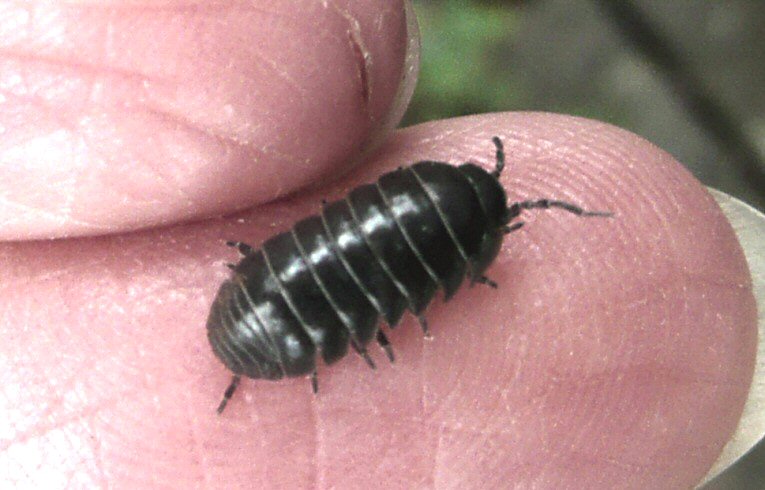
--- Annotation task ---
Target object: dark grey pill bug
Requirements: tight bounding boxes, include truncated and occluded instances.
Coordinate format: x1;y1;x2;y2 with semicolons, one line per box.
207;137;612;413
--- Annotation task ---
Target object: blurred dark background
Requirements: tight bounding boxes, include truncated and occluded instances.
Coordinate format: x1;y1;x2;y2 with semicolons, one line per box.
403;0;765;488
403;0;765;213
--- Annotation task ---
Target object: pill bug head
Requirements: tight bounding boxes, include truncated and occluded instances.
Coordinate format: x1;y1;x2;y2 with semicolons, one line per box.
457;163;511;226
458;165;508;276
457;138;512;277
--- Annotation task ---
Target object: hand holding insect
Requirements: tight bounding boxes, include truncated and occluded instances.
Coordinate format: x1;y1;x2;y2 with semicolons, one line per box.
1;113;754;488
0;2;756;488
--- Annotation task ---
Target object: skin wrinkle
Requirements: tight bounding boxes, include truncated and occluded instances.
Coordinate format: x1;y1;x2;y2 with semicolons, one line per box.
0;239;175;290
102;8;115;71
417;278;740;434
10;367;91;445
547;376;657;459
418;328;426;438
86;412;109;489
431;428;657;487
248;48;308;98
0;195;109;231
0;87;114;231
82;5;108;118
324;0;372;112
131;102;291;208
1;395;121;454
185;394;212;490
312;395;322;490
545;149;609;196
542;451;650;486
0;85;78;132
137;103;251;151
345;14;372;108
77;125;193;226
0;49;167;94
431;424;445;489
60;1;281;16
534;362;723;406
597;164;673;246
1;76;172;231
576;453;651;475
137;101;302;178
124;118;200;208
98;417;163;489
529;122;591;163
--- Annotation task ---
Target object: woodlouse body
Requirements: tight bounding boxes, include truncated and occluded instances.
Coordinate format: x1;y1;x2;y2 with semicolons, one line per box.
207;138;610;413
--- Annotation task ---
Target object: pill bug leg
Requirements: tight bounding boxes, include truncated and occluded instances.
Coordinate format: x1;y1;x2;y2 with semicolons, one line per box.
508;199;613;219
490;136;505;178
225;240;255;256
216;374;241;414
503;222;524;234
310;371;318;394
352;340;376;369
475;276;498;288
376;329;395;362
465;259;499;289
418;315;432;338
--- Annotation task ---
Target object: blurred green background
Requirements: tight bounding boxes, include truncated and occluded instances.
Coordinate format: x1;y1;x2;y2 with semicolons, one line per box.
404;1;764;488
404;0;765;212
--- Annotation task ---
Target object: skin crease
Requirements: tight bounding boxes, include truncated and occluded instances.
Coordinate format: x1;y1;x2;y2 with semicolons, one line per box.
0;0;407;239
0;2;757;490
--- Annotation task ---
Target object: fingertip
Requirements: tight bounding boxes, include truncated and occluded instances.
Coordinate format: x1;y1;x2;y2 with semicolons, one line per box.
393;113;756;488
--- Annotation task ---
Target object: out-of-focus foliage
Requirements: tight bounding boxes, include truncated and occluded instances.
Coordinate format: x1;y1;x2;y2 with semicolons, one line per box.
404;0;633;129
403;0;765;211
403;1;524;126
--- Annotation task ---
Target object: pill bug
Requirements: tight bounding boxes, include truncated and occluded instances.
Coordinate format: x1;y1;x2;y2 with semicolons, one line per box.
207;137;611;413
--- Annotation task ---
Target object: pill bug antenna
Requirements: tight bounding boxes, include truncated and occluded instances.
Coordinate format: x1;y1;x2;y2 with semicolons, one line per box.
216;374;241;414
508;199;614;219
491;136;505;178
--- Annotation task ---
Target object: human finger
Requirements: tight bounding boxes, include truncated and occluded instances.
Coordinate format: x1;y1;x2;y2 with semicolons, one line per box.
0;112;755;488
0;0;414;240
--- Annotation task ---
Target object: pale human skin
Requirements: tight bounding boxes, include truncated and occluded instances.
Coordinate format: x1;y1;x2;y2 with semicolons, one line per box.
0;1;757;489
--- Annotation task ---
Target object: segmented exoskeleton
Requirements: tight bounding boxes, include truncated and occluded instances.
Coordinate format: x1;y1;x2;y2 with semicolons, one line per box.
206;137;611;413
